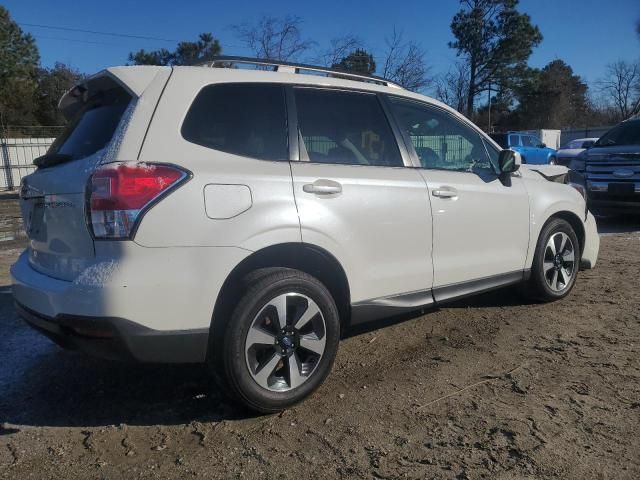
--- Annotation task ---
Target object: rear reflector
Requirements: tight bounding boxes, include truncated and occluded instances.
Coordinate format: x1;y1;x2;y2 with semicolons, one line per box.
88;163;188;239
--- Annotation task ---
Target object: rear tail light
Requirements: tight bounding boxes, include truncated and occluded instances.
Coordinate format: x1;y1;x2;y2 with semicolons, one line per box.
88;162;189;239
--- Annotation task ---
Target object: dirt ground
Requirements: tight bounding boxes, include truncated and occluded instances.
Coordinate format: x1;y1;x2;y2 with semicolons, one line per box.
1;195;639;479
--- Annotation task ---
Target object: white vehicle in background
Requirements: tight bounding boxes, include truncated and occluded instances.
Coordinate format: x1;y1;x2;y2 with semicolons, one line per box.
11;57;600;413
556;138;598;166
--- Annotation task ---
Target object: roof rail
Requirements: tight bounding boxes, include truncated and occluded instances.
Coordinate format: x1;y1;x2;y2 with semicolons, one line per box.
200;56;403;89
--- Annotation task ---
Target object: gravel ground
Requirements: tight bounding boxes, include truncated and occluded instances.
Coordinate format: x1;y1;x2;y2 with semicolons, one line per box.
0;196;639;479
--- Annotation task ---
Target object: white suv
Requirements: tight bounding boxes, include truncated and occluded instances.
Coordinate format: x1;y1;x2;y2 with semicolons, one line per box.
11;57;599;412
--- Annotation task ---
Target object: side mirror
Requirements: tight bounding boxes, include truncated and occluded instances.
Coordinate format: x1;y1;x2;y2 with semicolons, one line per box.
498;149;521;174
498;149;521;186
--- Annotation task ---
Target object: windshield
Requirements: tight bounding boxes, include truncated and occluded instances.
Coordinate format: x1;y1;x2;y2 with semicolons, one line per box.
46;87;131;163
595;121;640;147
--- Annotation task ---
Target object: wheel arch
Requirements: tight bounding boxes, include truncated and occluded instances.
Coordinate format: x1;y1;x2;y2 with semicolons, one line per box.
541;210;586;256
209;243;352;353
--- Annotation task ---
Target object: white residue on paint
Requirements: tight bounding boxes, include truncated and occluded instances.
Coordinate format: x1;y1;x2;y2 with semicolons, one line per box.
101;98;138;164
74;260;119;286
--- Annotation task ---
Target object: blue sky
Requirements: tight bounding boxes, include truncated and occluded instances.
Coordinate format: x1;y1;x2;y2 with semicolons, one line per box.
5;0;640;88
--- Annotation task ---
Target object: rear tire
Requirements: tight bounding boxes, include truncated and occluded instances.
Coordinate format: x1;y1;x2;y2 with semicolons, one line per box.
525;218;580;302
215;268;340;413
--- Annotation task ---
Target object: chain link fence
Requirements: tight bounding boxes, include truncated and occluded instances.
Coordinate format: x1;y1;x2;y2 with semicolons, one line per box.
1;126;64;191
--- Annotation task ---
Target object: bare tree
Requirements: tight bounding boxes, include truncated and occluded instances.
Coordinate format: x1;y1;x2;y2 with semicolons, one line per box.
435;62;470;112
315;34;364;67
597;60;640;121
232;15;314;61
381;29;431;91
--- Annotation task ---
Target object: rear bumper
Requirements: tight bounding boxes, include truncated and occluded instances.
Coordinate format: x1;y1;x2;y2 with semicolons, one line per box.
10;243;251;363
15;301;208;363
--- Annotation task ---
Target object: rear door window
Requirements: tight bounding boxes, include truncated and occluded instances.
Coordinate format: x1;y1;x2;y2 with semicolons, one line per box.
509;135;521;147
294;88;403;167
182;83;289;161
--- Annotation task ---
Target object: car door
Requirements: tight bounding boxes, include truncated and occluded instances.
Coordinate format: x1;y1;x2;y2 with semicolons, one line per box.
522;135;541;164
517;134;529;162
532;135;546;163
288;87;434;317
507;134;524;161
385;96;530;301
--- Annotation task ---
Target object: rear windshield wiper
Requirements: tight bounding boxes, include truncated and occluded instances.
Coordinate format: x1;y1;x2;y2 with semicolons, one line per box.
33;153;72;168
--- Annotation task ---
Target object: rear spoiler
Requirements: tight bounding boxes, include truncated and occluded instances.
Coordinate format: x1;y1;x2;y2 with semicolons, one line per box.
58;66;169;120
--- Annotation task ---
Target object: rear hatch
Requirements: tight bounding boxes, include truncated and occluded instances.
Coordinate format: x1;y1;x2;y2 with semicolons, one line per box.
20;74;135;281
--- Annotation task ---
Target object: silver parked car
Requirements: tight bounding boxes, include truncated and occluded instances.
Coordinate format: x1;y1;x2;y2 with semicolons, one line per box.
556;138;598;166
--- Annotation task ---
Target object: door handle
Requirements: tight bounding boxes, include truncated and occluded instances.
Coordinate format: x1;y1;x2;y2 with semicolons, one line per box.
432;186;458;198
303;179;343;195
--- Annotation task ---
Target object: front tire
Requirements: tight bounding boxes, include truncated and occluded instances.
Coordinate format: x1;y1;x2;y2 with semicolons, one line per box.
219;268;340;413
526;218;580;302
549;156;556;165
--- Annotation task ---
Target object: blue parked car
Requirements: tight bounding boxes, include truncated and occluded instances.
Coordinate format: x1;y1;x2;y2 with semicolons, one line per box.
490;132;557;165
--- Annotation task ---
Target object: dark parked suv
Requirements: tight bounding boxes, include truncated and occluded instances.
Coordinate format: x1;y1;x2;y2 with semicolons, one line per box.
570;119;640;214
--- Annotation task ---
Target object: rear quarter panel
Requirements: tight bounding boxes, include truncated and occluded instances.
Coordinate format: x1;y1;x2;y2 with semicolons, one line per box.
132;68;301;251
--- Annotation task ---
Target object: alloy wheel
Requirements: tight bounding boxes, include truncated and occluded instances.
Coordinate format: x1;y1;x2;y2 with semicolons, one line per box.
244;293;326;392
543;232;576;292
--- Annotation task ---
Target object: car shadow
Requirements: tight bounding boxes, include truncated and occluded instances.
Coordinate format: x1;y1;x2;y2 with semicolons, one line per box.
0;284;251;429
0;281;541;429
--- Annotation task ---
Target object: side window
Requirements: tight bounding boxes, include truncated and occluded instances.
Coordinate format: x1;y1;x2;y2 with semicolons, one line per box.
521;135;534;147
294;88;403;167
388;96;494;172
509;135;520;147
181;83;288;161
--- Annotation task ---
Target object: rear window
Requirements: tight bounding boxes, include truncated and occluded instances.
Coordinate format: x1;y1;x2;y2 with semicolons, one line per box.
181;83;288;161
48;87;132;161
